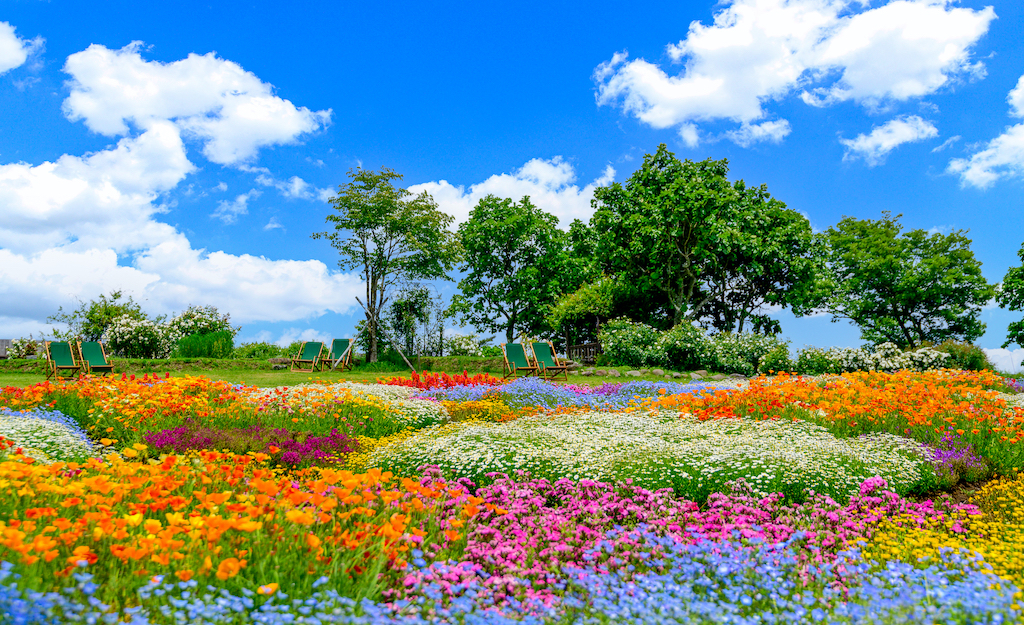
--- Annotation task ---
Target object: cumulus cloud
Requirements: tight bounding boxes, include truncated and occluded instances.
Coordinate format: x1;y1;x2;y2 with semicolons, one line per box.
984;347;1024;374
271;328;333;348
949;75;1024;188
0;22;42;75
211;189;259;224
410;158;615;228
0;121;192;255
595;0;995;146
840;115;939;166
0;38;363;331
62;42;331;165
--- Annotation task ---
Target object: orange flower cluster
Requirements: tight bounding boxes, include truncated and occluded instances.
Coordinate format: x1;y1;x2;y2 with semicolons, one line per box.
0;448;478;599
640;371;1024;460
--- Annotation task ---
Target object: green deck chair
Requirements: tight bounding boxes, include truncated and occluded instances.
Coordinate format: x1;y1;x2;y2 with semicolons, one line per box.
44;341;81;381
328;338;354;372
78;341;115;375
531;341;569;381
291;341;325;373
501;343;539;379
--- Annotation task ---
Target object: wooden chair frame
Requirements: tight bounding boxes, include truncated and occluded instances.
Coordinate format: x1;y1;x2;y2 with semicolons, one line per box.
531;340;569;381
77;341;115;376
290;341;326;373
44;341;82;381
500;343;540;379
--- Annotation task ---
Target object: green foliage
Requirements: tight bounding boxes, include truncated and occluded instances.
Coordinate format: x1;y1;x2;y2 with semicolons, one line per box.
174;331;234;359
450;195;577;343
47;290;146;342
597;317;787;374
794;347;843;376
385;286;435;355
820;212;994;349
997;242;1024;348
232;342;291;360
314;167;462;362
547;276;624;345
590;144;821;333
759;346;794;374
931;340;994;371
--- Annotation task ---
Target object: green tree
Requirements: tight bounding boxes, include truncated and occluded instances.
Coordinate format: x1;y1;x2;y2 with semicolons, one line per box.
821;212;994;349
592;144;817;330
386;286;433;355
996;242;1024;348
449;195;574;343
314;167;461;362
547;276;624;346
47;290;147;341
697;180;823;335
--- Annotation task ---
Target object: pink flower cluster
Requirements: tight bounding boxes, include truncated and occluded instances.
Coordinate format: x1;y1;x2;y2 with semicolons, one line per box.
395;468;978;610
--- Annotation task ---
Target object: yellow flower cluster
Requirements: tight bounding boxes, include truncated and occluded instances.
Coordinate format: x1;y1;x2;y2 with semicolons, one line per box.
440;399;514;423
860;473;1024;589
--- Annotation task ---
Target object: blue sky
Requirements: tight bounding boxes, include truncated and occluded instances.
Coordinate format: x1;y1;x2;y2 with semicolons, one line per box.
2;0;1024;370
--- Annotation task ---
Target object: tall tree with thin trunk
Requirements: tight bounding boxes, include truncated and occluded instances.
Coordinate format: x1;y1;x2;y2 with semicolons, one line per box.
313;168;461;362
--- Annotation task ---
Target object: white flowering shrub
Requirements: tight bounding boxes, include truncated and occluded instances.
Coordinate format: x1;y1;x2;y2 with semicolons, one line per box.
598;318;666;368
709;333;788;377
167;305;239;338
102;315;179;358
795;342;950;374
443;335;484;357
599;318;787;374
9;337;40;359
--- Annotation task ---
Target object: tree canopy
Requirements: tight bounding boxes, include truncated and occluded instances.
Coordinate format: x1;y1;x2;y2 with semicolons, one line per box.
449;195;582;343
48;290;146;341
820;212;993;349
314;167;461;361
590;144;820;333
997;242;1024;348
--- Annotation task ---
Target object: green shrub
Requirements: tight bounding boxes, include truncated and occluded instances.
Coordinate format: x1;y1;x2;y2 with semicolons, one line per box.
759;345;794;374
232;341;290;360
795;347;842;375
710;333;788;377
598;318;666;368
932;340;994;371
658;323;711;371
174;331;234;359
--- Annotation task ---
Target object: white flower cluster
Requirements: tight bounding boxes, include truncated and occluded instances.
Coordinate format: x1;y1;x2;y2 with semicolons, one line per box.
9;337;40;359
796;342;950;374
240;382;447;428
0;411;99;463
366;409;934;500
167;305;239;338
599;318;787;374
101;315;181;359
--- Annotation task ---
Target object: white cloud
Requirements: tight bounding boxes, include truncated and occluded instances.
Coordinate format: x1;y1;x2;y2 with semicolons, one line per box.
410;157;615;228
0;22;42;75
984;348;1024;374
725;120;792;147
950;75;1024;188
0;43;364;331
256;173;330;201
840;115;939;166
62;42;331;165
214;181;228;192
0;122;192;255
595;0;995;146
272;328;333;348
264;217;284;231
211;189;259;224
931;135;960;152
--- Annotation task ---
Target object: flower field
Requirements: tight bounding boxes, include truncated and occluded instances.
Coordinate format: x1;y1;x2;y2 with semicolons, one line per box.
1;370;1024;623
